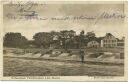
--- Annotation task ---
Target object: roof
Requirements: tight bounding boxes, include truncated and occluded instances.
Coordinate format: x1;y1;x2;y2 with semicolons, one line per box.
106;33;113;37
116;38;124;42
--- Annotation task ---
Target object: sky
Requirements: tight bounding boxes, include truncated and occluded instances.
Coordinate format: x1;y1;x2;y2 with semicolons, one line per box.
3;2;126;40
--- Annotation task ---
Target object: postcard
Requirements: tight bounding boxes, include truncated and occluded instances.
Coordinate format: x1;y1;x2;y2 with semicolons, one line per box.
0;0;128;81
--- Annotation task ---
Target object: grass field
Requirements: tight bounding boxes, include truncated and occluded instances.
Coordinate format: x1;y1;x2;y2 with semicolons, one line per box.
3;47;124;76
4;47;124;54
4;57;124;76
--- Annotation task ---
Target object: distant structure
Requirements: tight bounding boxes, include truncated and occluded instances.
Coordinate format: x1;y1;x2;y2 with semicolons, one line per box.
87;41;100;48
101;33;117;48
53;35;59;41
50;35;60;49
60;30;76;39
50;32;125;49
117;37;125;48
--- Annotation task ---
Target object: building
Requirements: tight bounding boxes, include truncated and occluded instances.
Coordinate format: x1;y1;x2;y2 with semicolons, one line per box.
60;30;76;39
53;35;59;41
117;37;125;48
101;33;117;48
50;35;60;49
87;41;100;48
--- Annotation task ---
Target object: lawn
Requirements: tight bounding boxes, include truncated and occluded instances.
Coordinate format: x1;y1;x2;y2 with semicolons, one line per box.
4;47;124;54
3;57;124;76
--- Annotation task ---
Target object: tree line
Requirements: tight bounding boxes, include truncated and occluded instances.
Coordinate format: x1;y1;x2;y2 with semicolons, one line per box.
3;30;102;49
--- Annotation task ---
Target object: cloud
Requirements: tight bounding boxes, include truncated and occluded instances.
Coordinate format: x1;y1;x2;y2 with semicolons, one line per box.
3;3;125;40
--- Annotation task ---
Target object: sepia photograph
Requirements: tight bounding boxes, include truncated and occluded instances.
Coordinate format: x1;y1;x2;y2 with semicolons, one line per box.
2;1;126;78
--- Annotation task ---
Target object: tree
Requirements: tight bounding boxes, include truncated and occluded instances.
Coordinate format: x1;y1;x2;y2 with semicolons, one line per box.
59;30;76;49
74;36;80;48
79;30;85;48
50;31;60;36
3;32;28;48
33;32;53;48
80;30;85;36
85;31;96;40
83;31;97;46
50;31;61;49
59;30;76;39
